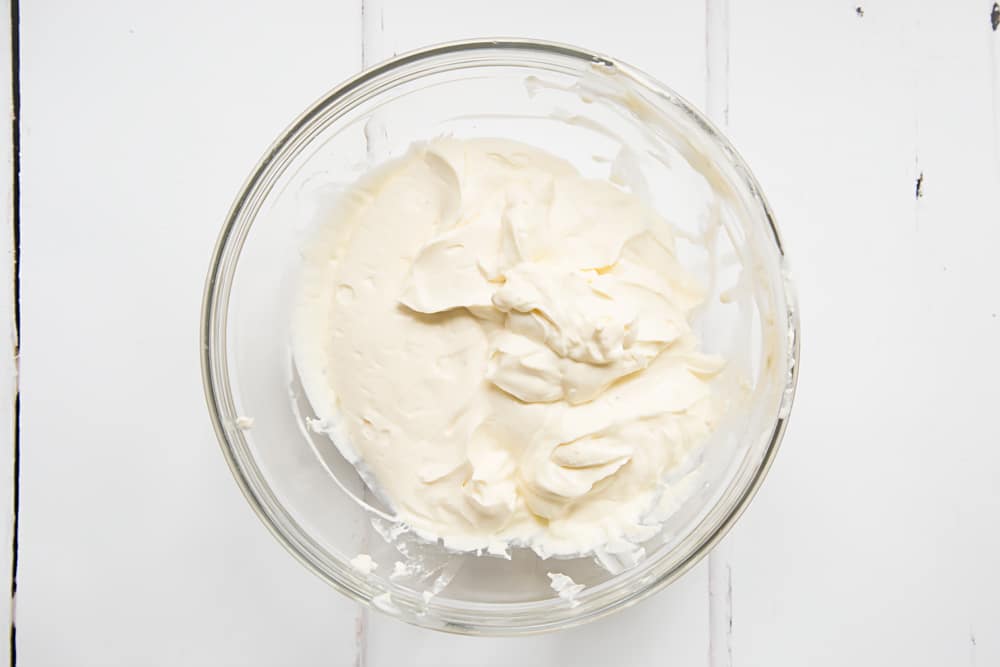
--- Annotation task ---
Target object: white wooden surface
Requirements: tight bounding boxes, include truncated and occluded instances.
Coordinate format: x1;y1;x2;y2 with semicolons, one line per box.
8;1;1000;665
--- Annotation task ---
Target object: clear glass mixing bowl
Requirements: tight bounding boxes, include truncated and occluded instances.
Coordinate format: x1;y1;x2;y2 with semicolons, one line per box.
201;39;799;635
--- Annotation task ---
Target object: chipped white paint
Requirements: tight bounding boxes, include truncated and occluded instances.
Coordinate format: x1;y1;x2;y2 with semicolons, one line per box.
10;0;1000;665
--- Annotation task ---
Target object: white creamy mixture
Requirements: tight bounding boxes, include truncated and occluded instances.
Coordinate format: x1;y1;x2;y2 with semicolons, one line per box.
294;138;724;557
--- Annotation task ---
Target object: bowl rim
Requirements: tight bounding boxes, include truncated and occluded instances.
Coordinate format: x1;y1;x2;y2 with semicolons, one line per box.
201;37;800;636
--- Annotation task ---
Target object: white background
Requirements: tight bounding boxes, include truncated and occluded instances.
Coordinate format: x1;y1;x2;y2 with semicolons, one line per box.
5;0;1000;665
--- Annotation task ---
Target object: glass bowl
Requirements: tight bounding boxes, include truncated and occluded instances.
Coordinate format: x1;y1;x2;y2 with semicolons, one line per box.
201;39;799;635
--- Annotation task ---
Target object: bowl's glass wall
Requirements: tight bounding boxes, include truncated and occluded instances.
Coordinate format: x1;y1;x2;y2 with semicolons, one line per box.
203;41;798;634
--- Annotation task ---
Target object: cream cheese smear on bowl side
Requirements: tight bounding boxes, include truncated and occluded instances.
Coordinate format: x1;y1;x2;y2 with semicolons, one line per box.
293;137;725;559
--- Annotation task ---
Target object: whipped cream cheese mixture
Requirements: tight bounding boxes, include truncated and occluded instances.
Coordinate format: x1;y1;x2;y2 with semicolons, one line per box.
294;138;724;557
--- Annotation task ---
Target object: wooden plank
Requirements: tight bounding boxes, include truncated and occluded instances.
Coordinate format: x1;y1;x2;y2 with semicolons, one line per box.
360;1;712;663
724;1;1000;665
366;568;712;667
16;2;362;664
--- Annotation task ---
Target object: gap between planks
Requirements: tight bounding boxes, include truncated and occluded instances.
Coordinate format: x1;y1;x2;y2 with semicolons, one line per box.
6;0;20;665
705;0;734;665
353;1;385;664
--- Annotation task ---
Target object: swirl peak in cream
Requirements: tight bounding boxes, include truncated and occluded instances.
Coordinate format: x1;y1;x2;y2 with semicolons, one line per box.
293;138;723;556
